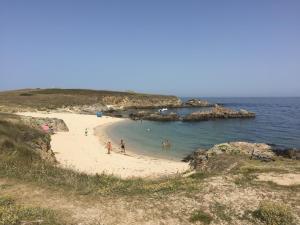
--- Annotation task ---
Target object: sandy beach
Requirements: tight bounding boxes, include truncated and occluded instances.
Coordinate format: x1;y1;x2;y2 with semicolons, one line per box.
17;112;190;178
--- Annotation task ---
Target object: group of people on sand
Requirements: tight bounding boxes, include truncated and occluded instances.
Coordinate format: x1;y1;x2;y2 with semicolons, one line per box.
106;139;126;154
84;128;126;155
84;126;171;155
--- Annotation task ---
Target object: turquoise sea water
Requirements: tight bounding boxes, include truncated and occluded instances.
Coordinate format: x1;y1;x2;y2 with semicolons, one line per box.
106;97;300;160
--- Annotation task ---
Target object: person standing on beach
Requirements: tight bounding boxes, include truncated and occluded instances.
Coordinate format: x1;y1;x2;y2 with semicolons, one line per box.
120;139;126;153
106;141;112;154
85;128;88;136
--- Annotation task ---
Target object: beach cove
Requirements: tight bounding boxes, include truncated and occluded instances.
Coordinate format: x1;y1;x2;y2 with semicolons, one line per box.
17;112;190;178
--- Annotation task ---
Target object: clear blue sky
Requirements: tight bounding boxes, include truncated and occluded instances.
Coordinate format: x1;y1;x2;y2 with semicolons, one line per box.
1;0;300;97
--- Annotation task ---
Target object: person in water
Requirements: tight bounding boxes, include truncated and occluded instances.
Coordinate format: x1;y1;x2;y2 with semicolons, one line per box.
106;141;112;154
162;139;171;149
120;139;126;153
165;139;171;148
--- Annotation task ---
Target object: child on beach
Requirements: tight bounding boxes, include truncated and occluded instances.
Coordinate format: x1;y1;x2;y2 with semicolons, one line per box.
120;139;125;153
106;141;112;154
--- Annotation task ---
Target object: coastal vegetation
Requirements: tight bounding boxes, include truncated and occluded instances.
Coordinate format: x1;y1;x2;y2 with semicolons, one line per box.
0;89;182;113
0;196;64;225
189;209;213;224
253;201;296;225
1;112;299;224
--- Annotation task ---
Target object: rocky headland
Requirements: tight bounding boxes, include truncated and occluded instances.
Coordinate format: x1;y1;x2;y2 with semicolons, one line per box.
0;88;182;113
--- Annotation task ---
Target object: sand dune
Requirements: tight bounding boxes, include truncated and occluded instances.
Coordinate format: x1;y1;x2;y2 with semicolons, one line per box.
18;112;189;178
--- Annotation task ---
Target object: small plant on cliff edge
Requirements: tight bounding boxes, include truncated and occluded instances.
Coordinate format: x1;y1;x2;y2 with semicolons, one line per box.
189;209;213;224
253;201;295;225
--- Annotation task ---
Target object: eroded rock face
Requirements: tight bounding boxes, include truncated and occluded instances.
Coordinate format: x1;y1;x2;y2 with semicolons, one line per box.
182;106;255;121
29;135;56;163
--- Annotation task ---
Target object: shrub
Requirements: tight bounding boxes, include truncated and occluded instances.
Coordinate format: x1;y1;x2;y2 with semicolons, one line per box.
0;196;14;207
253;201;295;225
189;209;213;224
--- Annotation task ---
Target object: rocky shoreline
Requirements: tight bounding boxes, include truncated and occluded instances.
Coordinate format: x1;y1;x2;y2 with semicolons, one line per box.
128;105;255;122
183;142;300;171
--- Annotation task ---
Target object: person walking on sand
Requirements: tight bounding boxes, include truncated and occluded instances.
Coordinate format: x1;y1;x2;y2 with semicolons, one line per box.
106;141;112;154
85;128;88;136
120;139;126;153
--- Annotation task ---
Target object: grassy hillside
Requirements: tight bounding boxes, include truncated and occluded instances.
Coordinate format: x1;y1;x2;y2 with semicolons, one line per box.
0;88;181;112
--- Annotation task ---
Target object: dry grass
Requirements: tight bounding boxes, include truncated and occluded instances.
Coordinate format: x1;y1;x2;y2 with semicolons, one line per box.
189;209;213;224
0;195;64;225
253;201;296;225
0;88;179;112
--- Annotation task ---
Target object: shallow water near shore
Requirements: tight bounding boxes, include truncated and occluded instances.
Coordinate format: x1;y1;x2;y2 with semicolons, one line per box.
106;97;300;160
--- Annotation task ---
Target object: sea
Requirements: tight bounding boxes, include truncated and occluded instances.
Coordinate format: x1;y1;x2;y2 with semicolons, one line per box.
106;97;300;160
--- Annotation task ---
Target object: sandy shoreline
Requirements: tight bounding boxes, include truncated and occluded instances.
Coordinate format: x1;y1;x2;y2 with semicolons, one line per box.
18;112;190;178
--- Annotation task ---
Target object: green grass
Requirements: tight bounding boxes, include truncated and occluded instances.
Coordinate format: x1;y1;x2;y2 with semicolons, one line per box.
0;196;64;225
189;209;213;224
253;201;296;225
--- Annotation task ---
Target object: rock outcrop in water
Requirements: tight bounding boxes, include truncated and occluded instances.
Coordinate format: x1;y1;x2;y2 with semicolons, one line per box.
183;98;213;107
129;106;255;122
183;142;299;171
182;105;255;121
129;111;180;121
